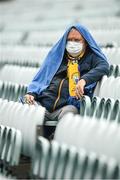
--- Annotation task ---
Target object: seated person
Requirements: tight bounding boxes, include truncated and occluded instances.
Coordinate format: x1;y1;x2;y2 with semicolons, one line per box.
22;23;109;121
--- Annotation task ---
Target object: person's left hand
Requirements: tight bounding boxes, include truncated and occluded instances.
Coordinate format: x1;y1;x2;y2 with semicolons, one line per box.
75;79;86;99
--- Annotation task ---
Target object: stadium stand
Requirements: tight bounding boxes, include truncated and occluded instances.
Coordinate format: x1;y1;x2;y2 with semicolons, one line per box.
0;0;120;178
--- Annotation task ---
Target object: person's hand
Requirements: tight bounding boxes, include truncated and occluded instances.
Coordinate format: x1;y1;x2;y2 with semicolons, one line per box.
24;94;35;105
75;79;86;99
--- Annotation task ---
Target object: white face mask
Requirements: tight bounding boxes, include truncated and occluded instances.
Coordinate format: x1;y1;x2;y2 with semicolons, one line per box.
66;41;84;57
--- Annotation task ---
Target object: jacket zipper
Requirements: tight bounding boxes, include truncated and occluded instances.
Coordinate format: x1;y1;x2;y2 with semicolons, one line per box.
52;78;66;111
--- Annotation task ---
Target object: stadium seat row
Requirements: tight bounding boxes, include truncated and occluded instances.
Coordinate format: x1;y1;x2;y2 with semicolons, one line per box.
54;113;120;166
80;96;120;122
45;95;120;126
1;17;120;31
0;65;38;84
0;68;120;101
1;30;120;46
0;46;120;66
31;136;119;179
0;46;50;67
0;81;27;101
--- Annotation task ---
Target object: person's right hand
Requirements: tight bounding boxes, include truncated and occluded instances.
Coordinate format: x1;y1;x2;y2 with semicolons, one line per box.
75;79;86;99
24;94;35;105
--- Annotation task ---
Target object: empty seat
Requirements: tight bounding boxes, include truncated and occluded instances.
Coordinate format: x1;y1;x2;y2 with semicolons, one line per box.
98;76;120;100
103;47;120;65
109;64;120;77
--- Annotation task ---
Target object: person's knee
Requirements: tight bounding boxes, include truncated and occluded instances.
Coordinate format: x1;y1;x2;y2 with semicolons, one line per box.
58;105;78;120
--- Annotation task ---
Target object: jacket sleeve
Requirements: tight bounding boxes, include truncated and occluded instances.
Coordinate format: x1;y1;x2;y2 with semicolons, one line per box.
81;54;109;85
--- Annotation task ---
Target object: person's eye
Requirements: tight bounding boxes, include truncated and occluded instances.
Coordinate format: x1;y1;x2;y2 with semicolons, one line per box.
74;39;80;42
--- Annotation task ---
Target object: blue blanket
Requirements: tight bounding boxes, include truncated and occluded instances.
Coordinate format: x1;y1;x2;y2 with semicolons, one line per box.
27;23;107;95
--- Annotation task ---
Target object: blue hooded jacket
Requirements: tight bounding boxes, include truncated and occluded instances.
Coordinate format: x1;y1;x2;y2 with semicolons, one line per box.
27;23;108;95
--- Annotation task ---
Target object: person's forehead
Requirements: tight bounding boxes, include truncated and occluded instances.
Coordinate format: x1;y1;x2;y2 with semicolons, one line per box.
67;28;83;38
